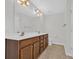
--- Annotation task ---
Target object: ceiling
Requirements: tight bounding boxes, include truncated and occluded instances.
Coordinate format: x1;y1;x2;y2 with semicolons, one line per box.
15;0;66;17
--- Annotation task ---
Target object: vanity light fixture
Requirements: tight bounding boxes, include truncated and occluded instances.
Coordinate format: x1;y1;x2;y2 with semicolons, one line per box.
17;0;30;7
17;0;43;16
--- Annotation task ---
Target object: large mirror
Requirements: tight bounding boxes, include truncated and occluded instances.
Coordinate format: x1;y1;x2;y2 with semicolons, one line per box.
6;0;45;34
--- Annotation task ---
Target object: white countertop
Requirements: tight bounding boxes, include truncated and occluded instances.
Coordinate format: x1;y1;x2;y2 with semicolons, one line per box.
5;32;47;40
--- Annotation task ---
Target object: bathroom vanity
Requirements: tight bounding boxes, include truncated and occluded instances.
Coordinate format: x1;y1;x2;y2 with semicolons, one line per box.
5;33;48;59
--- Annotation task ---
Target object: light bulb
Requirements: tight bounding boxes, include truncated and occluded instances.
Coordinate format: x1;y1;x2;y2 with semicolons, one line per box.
26;1;30;6
22;4;26;7
36;9;40;13
39;12;43;16
37;14;40;16
22;0;26;2
17;0;22;4
37;11;43;16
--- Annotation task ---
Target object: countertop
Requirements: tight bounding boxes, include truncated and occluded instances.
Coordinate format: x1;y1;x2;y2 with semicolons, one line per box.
5;32;47;40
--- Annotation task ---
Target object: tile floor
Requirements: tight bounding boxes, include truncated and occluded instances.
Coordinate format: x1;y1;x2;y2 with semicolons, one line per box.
38;44;73;59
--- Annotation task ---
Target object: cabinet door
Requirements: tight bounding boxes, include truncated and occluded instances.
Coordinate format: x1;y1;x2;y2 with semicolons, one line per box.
34;42;39;59
40;47;44;54
20;45;33;59
45;38;48;48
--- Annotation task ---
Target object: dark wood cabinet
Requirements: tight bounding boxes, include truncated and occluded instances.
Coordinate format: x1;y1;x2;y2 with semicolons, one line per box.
44;34;48;48
39;35;44;54
20;45;33;59
6;34;48;59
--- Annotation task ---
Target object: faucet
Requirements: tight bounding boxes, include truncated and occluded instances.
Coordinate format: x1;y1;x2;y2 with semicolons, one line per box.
17;31;24;36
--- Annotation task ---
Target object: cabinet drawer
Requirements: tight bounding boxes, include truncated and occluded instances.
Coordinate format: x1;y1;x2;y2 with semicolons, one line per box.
44;34;48;39
40;35;44;40
20;38;33;48
20;37;39;48
40;40;44;43
33;37;39;43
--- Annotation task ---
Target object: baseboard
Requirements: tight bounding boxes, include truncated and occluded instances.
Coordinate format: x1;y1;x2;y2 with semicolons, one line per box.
65;51;73;57
51;42;64;46
48;42;64;46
